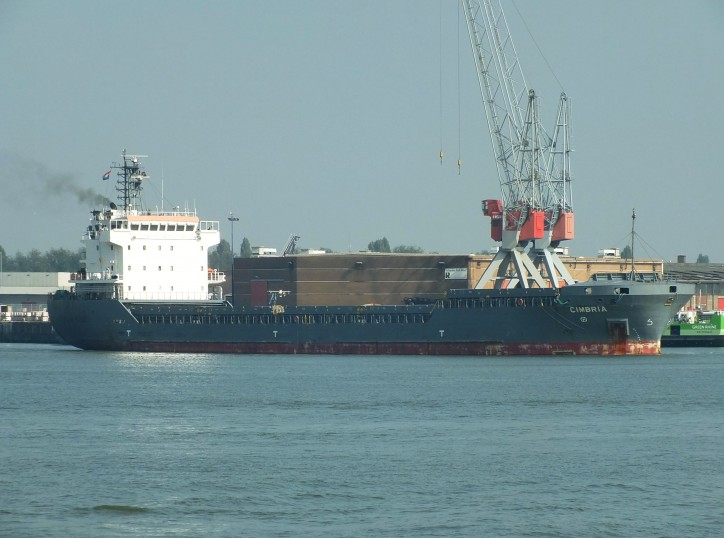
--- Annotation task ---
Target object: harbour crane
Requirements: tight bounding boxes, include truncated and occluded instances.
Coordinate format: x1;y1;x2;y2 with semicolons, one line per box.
462;0;574;289
282;234;300;256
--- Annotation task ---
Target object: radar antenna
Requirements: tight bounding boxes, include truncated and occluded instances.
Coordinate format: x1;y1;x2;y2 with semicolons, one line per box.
110;150;150;213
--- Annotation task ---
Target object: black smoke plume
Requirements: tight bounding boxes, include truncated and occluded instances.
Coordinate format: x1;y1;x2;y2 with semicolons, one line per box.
45;176;111;206
0;150;112;207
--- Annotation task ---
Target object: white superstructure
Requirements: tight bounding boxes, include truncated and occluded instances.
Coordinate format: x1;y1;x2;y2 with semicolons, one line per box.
73;152;225;302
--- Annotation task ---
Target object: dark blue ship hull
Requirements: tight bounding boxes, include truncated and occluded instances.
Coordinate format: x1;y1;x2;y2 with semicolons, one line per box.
48;280;693;356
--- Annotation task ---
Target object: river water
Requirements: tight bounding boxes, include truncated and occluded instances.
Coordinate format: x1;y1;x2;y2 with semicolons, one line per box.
1;344;722;537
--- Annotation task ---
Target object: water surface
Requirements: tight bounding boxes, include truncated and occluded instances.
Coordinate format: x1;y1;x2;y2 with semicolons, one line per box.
1;344;722;536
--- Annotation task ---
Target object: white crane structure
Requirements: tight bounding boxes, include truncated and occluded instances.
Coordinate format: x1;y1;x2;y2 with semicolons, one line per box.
462;0;575;289
282;234;300;257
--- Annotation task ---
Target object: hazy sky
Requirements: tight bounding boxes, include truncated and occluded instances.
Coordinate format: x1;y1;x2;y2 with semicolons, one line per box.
1;1;722;262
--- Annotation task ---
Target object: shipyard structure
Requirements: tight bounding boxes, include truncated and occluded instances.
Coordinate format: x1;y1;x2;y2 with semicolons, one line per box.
230;252;669;308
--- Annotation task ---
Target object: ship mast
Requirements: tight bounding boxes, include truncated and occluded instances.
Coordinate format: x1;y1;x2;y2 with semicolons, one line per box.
111;150;149;213
629;208;636;279
462;0;574;289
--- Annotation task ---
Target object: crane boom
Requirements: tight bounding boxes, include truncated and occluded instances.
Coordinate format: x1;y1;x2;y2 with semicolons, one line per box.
464;0;533;210
282;234;300;257
462;0;574;289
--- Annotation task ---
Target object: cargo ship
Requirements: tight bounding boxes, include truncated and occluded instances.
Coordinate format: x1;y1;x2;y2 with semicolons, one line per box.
47;153;694;356
661;309;724;347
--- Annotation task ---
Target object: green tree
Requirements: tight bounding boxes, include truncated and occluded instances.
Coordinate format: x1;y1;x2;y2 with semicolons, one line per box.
0;246;84;271
208;239;232;271
240;237;252;258
10;251;27;271
45;248;83;271
696;253;710;263
27;249;45;271
393;245;424;253
621;245;632;259
368;237;391;253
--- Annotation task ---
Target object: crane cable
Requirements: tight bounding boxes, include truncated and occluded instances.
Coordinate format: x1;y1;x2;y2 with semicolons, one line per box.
511;0;565;93
439;0;463;174
438;0;463;175
457;0;462;175
439;0;444;165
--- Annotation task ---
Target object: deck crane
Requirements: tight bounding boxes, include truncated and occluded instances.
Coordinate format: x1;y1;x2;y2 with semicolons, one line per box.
462;0;575;289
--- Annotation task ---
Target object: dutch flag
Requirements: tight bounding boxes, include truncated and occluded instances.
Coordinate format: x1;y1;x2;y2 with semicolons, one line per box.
102;170;111;181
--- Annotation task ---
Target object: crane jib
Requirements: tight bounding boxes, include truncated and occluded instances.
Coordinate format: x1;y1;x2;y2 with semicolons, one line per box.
463;0;574;290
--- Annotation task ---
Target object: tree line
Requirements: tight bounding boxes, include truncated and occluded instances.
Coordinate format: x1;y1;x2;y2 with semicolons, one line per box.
0;241;712;272
207;236;425;271
0;246;84;272
620;245;709;263
367;237;424;253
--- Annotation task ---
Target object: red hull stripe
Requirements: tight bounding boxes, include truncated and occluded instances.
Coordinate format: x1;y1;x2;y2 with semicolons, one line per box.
112;340;662;356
